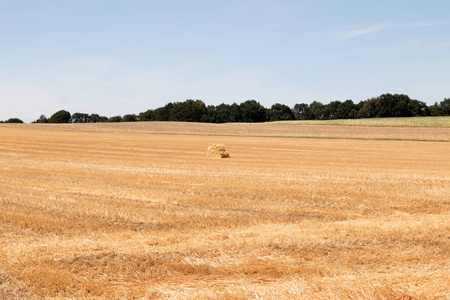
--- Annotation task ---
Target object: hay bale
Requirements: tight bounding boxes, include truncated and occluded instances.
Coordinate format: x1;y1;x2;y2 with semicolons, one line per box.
207;144;230;159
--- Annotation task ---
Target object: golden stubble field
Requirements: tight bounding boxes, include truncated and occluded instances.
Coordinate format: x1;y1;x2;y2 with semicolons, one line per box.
0;122;449;299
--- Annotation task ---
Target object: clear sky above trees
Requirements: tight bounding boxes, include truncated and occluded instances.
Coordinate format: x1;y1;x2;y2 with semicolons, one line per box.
1;0;449;122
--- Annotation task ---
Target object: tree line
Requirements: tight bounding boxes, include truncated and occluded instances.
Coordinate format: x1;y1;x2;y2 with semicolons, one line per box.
1;93;449;124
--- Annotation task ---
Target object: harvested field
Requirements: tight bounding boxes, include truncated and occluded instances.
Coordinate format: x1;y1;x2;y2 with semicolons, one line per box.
274;116;450;127
0;123;449;299
5;119;450;141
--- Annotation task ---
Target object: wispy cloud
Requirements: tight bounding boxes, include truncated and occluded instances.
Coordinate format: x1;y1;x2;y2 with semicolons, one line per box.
338;21;448;39
339;22;393;39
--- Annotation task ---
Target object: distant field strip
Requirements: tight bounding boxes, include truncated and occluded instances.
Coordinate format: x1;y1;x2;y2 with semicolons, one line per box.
4;119;450;141
0;125;449;299
273;116;450;127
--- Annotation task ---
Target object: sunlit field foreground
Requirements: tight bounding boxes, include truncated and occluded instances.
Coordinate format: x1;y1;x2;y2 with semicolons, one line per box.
0;123;449;299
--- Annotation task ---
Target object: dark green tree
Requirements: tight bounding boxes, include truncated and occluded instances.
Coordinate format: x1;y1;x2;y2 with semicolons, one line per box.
309;101;325;120
357;94;427;118
122;114;138;122
293;103;312;120
208;103;241;123
5;118;24;123
375;94;395;117
393;94;412;117
49;110;72;123
72;113;90;123
268;103;295;121
407;100;429;117
429;102;441;116
108;115;122;122
153;103;173;121
203;105;218;123
33;115;48;123
439;98;450;115
239;100;267;122
377;94;413;117
335;100;357;119
357;98;379;118
89;114;101;123
139;109;153;121
228;103;241;122
322;101;341;120
169;99;206;122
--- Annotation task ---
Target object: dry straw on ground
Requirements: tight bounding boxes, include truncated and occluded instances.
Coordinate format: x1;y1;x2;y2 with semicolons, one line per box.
207;144;230;158
0;124;449;299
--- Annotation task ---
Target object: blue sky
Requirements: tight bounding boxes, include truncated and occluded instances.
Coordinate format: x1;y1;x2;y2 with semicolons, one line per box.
1;0;449;122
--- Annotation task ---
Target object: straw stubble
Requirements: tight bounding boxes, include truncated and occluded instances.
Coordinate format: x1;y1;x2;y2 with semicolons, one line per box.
0;124;449;299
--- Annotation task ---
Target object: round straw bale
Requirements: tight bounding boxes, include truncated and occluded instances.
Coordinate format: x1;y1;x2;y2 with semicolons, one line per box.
207;144;230;159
